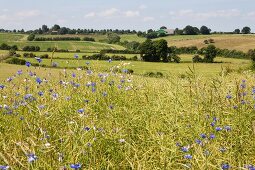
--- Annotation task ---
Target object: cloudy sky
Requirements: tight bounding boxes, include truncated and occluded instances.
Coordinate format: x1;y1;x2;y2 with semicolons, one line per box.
0;0;254;32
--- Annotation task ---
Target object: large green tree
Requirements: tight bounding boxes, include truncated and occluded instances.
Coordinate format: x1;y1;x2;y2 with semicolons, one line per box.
242;26;251;34
139;39;157;62
106;33;121;44
204;45;217;63
153;39;168;62
200;26;211;35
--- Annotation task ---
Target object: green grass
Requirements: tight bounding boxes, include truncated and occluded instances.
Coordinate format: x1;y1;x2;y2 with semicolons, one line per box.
21;55;249;77
0;61;254;169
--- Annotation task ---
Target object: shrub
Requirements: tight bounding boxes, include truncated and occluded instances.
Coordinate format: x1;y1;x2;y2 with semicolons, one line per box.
172;55;181;63
40;54;49;59
83;37;95;42
204;40;209;44
27;34;35;41
144;72;164;78
22;46;40;52
23;53;35;58
192;55;203;63
5;57;26;65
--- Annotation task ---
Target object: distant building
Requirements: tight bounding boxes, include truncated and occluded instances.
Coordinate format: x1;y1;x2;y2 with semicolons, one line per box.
157;29;175;35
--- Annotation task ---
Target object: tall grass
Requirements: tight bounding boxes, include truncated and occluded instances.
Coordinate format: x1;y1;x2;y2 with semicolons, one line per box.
0;62;254;169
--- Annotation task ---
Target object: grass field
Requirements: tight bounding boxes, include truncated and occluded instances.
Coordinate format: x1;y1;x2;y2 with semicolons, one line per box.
158;34;255;52
0;60;254;169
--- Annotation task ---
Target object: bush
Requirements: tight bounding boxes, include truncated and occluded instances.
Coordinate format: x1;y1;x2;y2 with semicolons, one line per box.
172;55;181;63
83;37;95;42
23;53;35;58
40;54;49;59
144;72;164;78
34;37;81;41
5;57;26;65
0;43;18;50
76;49;81;52
22;46;40;52
192;55;203;63
27;34;35;41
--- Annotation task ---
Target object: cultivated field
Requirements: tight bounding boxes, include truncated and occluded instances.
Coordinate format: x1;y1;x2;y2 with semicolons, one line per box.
0;60;254;169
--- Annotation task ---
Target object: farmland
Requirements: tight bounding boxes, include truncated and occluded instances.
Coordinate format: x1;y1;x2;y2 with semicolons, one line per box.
0;31;255;169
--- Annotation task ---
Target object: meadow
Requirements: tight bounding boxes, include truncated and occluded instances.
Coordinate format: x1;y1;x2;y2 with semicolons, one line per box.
0;59;254;169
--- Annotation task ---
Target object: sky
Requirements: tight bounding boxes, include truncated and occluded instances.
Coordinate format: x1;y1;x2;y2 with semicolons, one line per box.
0;0;255;32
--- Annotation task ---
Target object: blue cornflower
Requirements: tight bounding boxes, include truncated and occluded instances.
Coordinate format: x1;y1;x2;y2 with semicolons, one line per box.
17;70;22;75
24;94;33;100
181;146;189;152
221;163;230;170
70;164;81;169
200;133;207;139
36;77;42;84
184;154;192;159
78;109;84;113
86;61;90;65
209;133;215;139
176;142;181;147
102;92;107;97
0;165;9;170
84;126;90;131
210;121;216;127
246;165;255;170
122;69;128;73
38;91;44;96
0;85;5;89
108;59;112;63
224;126;231;131
226;94;232;99
195;139;202;145
233;105;238;109
252;87;255;95
241;99;246;105
25;61;31;67
52;62;58;67
92;87;96;93
35;57;42;63
27;154;38;163
216;127;222;132
74;54;79;59
240;83;246;89
109;105;114;110
87;70;92;75
219;147;227;153
72;73;76;78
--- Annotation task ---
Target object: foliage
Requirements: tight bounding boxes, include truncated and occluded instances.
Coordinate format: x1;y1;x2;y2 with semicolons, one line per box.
34;37;81;41
5;57;26;65
242;26;251;34
0;43;18;50
192;54;203;63
183;25;200;35
106;33;121;44
203;45;217;63
200;26;211;35
27;34;35;41
22;46;40;52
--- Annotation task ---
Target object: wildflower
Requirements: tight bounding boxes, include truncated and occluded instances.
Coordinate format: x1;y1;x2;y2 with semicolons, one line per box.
184;154;192;159
45;143;51;147
39;105;45;109
209;133;215;139
25;62;31;67
78;109;84;113
87;142;92;147
200;133;207;139
109;105;114;110
35;57;42;63
72;73;76;78
84;126;90;131
195;139;202;145
119;139;125;143
204;150;210;156
27;154;38;163
210;121;216;127
0;85;5;89
17;70;22;75
226;94;232;99
87;70;92;75
102;92;107;97
86;61;90;65
24;94;33;100
36;77;42;84
176;142;181;147
215;127;222;132
241;99;246;105
74;54;79;59
219;147;227;153
221;163;230;170
181;146;189;152
233;105;238;109
38;91;44;96
224;126;231;131
52;62;58;67
108;59;112;63
0;165;9;170
70;164;81;169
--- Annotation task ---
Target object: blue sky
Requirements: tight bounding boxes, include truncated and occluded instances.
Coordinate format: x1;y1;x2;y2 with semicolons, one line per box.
0;0;254;32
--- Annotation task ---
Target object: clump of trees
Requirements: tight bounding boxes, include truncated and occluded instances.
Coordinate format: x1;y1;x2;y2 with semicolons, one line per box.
138;39;180;63
22;46;40;52
0;43;18;50
192;45;217;63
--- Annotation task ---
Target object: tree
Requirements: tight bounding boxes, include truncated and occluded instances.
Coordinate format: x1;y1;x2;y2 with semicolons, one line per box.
183;25;199;35
146;32;158;39
42;25;49;33
200;26;211;35
242;26;251;34
52;24;60;31
59;27;68;35
160;26;167;29
106;33;121;44
234;29;240;34
248;49;255;68
153;39;168;62
139;39;157;62
147;29;154;34
204;45;217;63
27;34;35;41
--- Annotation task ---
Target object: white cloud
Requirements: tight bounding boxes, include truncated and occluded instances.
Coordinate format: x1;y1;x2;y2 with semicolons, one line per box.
16;10;40;18
169;9;241;20
143;16;155;22
2;9;9;12
99;8;119;17
124;11;140;17
139;5;147;10
84;12;96;18
0;15;8;21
